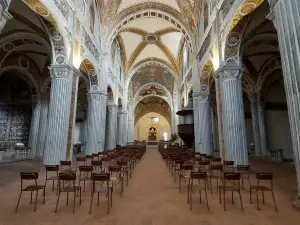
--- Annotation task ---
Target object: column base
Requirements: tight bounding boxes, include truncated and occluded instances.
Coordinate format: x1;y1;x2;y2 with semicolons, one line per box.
293;195;300;210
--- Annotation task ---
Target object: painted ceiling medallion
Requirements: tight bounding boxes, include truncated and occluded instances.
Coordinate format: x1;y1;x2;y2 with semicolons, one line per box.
144;34;159;44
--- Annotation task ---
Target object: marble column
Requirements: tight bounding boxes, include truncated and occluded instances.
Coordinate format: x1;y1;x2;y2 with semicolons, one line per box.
117;111;124;146
250;96;262;156
105;101;117;150
36;95;49;156
198;91;213;155
268;0;300;205
193;93;201;152
28;95;41;156
257;101;268;156
43;65;73;165
122;111;128;145
127;102;134;143
66;69;80;160
85;91;102;155
99;93;107;152
217;66;248;165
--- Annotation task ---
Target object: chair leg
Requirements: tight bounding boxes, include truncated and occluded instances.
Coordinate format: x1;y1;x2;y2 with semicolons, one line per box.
232;191;234;204
256;190;260;211
189;186;192;210
73;191;76;214
67;192;69;206
205;185;209;210
30;191;33;204
250;188;252;204
271;191;278;211
223;189;226;211
34;190;38;212
107;191;110;214
43;188;46;204
219;188;221;204
239;190;244;211
79;189;82;205
15;191;22;212
97;192;100;206
262;191;265;204
55;192;61;213
187;185;190;203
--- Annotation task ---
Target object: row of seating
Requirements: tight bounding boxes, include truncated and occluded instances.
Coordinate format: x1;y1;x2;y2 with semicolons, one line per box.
15;145;146;214
159;145;278;211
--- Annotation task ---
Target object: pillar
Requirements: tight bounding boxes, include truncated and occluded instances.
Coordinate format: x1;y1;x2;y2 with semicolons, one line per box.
250;95;262;156
43;64;73;165
85;91;102;155
217;66;248;165
28;95;41;156
117;111;123;146
193;93;201;152
268;0;300;206
257;101;268;156
127;102;134;143
198;90;213;155
99;93;107;152
105;101;117;150
122;111;128;145
36;95;49;156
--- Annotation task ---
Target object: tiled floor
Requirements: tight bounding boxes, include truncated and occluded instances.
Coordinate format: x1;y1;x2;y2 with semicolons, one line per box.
0;146;299;225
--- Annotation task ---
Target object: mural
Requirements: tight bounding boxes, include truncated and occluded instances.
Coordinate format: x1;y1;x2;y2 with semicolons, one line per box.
131;65;174;94
90;3;95;34
139;85;167;97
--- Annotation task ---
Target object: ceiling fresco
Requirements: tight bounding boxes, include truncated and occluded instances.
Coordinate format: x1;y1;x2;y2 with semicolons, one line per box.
134;96;171;125
130;65;174;94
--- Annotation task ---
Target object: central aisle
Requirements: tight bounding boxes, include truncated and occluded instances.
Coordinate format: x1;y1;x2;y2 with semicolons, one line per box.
100;145;205;225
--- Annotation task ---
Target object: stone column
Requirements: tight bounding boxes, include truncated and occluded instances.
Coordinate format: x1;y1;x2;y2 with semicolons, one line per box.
193;93;201;152
99;93;107;152
43;65;73;165
250;95;262;156
117;111;124;146
122;111;128;145
217;66;248;165
105;101;117;150
198;90;213;155
257;101;268;156
28;95;41;156
127;102;134;143
85;91;102;155
36;95;49;156
268;0;300;205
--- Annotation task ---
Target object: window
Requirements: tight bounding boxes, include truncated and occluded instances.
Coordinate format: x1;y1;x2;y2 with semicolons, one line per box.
163;132;168;141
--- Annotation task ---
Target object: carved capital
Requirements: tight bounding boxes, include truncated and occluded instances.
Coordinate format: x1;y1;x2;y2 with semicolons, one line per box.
268;0;279;8
216;65;244;80
107;100;117;111
88;91;101;101
49;64;72;80
248;93;259;103
199;91;210;102
117;112;124;118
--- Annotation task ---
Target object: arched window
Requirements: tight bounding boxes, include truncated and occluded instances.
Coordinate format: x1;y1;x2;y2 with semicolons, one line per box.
204;1;209;31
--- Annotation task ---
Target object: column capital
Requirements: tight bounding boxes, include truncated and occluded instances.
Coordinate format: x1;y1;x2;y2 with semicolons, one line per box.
248;93;259;103
117;111;124;117
214;65;244;80
268;0;279;8
199;91;210;102
49;64;73;80
257;101;266;111
107;100;117;111
88;91;102;101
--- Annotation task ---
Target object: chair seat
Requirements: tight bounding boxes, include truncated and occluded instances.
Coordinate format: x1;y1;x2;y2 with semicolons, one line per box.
80;177;92;181
47;176;58;180
219;185;239;191
250;185;271;191
60;186;81;192
23;185;45;191
94;187;112;193
110;177;119;181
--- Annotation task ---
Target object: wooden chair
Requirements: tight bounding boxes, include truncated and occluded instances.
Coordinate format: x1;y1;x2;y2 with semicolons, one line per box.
15;172;45;212
60;160;71;171
223;161;235;172
212;157;222;165
76;156;86;169
92;153;99;160
250;173;278;211
78;165;93;192
237;165;250;190
199;160;210;172
89;173;112;214
209;164;223;193
91;160;103;172
85;155;94;165
45;165;59;193
219;172;243;211
187;172;209;210
55;171;82;213
179;164;193;193
108;165;124;197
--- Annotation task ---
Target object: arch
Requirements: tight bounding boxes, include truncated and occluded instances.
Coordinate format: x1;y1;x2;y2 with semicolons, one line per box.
79;59;98;91
107;85;114;102
106;3;194;51
200;59;214;90
203;1;209;31
22;0;68;65
126;58;177;87
134;83;173;110
223;0;266;65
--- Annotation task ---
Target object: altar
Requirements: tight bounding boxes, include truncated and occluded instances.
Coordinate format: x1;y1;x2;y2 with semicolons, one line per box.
148;126;157;141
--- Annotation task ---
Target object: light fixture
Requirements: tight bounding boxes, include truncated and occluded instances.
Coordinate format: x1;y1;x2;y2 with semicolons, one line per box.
154;117;159;123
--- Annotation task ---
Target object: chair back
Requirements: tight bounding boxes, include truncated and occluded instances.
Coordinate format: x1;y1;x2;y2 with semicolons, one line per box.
60;161;71;166
256;173;273;180
237;165;250;171
91;160;102;167
224;161;234;166
224;172;240;181
20;172;38;180
45;165;59;171
92;173;110;182
190;172;207;179
79;165;93;172
210;164;223;171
